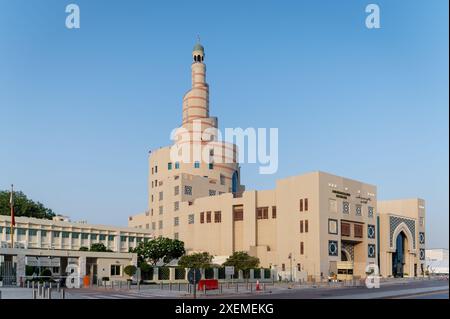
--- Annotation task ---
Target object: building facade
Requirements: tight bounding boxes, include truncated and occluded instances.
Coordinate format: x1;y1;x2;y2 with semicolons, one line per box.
128;42;427;280
378;199;427;277
0;215;153;253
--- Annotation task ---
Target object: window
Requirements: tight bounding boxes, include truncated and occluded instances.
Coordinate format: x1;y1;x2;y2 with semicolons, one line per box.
341;222;351;236
419;217;424;226
343;201;350;214
152;222;156;230
174;186;180;196
29;229;37;236
159;191;163;201
297;263;301;271
300;242;304;255
72;232;79;239
208;163;214;170
154;180;157;187
174;217;179;226
220;174;225;185
356;205;362;216
209;189;216;196
368;206;374;218
152;167;154;175
300;221;304;233
62;232;70;238
305;220;309;233
151;195;154;202
121;236;127;242
174;201;179;211
419;232;425;244
200;212;205;224
158;221;163;229
146;224;150;229
129;236;135;242
206;211;212;223
188;214;195;224
184;185;192;195
168;162;172;170
18;228;26;236
256;207;269;219
233;206;244;221
272;206;277;219
174;233;179;240
41;230;47;237
282;264;286;271
299;199;303;212
328;219;338;235
155;166;158;173
110;265;121;276
90;233;96;240
214;211;222;223
159;206;163;215
304;198;308;211
194;161;200;168
354;224;363;238
175;162;180;169
99;234;106;241
329;199;337;213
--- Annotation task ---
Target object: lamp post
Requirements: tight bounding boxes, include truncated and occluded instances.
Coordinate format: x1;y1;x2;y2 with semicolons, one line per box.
288;253;293;282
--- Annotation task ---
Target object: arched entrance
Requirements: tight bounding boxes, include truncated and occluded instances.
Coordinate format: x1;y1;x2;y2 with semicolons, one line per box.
392;231;406;277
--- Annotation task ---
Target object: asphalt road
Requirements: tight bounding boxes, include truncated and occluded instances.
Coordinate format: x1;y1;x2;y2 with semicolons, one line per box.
219;279;449;299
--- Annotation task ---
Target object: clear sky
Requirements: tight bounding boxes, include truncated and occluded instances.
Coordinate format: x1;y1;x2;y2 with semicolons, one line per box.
0;0;448;248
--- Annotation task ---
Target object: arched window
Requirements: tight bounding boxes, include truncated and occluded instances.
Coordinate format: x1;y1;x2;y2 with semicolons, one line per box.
194;55;197;62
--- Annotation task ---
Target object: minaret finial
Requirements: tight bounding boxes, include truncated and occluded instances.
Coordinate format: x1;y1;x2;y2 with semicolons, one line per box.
197;35;201;44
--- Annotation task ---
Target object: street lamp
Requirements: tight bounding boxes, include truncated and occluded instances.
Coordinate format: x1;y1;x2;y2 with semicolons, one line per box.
288;253;293;282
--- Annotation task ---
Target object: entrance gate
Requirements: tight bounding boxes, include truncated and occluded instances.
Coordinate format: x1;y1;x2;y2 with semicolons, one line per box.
0;261;16;287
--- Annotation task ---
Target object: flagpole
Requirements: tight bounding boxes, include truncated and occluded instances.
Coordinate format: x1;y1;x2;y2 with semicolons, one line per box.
10;184;14;249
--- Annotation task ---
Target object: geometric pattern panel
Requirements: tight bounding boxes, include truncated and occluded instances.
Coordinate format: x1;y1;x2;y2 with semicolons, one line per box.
419;249;425;260
419;232;425;245
389;216;416;249
368;244;376;258
328;240;339;256
343;202;350;214
342;242;355;260
368;224;376;239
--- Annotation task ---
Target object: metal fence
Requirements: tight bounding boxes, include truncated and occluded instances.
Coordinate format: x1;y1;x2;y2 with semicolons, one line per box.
0;261;16;287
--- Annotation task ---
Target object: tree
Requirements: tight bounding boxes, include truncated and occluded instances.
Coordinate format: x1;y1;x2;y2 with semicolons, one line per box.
79;246;89;251
89;243;112;252
130;237;185;266
0;190;56;220
178;252;213;269
124;265;137;277
223;251;260;272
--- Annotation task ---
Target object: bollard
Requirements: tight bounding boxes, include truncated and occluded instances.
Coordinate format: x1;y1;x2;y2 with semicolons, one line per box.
127;281;131;290
47;288;51;299
137;281;140;291
119;281;122;289
250;283;253;292
42;286;46;299
178;282;181;291
32;281;35;289
220;284;223;294
57;282;60;293
32;289;37;299
111;281;114;289
235;283;238;293
169;282;172;291
263;283;266;291
160;282;163;290
61;289;65;299
0;290;2;299
37;283;41;297
27;281;30;289
203;285;207;295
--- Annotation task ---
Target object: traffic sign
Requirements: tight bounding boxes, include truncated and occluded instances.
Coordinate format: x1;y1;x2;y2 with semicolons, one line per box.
188;268;201;285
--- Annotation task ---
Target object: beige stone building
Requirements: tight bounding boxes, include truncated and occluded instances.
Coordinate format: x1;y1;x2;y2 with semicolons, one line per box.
128;42;426;280
378;199;427;277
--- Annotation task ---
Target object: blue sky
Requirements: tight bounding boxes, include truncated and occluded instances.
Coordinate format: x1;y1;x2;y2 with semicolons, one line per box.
0;0;448;248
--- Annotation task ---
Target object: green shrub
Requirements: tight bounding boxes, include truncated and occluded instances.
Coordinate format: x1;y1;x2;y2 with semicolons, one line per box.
124;265;137;277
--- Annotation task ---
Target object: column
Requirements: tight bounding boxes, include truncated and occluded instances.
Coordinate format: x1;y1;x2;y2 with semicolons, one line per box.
169;268;175;281
153;267;159;281
79;256;86;287
16;254;26;287
213;268;219;280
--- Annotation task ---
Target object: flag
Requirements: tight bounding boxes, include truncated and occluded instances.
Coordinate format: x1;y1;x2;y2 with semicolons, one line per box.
10;185;15;227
